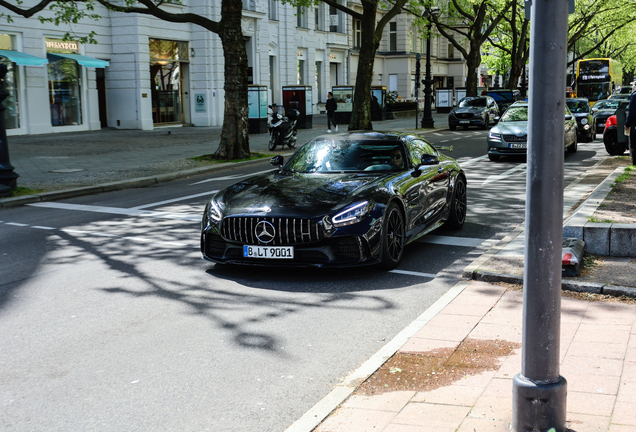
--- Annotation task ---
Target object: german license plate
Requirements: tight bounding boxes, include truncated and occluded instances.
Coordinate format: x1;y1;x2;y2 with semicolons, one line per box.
509;143;527;149
244;245;294;259
459;120;470;124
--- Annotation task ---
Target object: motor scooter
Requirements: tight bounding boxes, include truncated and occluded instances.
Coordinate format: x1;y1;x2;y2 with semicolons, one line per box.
268;104;299;151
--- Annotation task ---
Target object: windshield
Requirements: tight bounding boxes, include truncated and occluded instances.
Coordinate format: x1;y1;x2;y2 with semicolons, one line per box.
566;100;589;113
594;100;620;111
284;138;406;173
500;106;528;122
458;97;487;107
486;91;514;101
577;82;612;101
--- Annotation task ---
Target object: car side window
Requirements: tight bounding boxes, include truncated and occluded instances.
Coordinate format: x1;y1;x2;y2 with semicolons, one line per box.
407;138;437;166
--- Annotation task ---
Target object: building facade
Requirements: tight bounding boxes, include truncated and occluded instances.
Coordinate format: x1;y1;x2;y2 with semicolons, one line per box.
0;0;467;135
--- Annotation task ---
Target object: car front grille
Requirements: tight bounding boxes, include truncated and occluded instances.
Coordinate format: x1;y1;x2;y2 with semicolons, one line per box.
221;216;324;245
502;134;527;142
456;113;474;119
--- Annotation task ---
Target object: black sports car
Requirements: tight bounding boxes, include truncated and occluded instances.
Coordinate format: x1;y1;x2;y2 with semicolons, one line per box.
201;132;467;269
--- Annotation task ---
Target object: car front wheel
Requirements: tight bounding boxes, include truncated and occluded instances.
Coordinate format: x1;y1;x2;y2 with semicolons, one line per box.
567;135;578;153
380;203;405;269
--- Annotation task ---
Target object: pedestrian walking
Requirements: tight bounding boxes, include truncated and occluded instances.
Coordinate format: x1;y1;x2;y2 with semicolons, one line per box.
624;81;636;165
326;92;338;133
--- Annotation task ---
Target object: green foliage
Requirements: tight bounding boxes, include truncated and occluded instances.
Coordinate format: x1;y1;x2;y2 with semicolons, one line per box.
0;187;44;198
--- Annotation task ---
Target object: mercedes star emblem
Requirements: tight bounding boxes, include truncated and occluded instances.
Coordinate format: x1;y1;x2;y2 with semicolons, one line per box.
255;220;276;244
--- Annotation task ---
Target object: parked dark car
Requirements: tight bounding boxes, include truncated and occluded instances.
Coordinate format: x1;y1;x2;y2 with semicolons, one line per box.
448;96;499;130
486;101;578;161
201;132;467;269
592;99;622;134
485;89;522;115
565;98;595;142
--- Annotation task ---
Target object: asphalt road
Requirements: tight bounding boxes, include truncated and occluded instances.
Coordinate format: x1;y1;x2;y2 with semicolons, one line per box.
0;130;610;431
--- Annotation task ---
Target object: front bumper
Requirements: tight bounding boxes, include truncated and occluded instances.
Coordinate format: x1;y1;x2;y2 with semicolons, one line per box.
201;232;380;268
486;138;527;156
449;115;486;128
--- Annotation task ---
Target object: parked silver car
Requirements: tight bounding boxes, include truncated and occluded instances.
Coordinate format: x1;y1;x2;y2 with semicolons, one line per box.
486;102;578;162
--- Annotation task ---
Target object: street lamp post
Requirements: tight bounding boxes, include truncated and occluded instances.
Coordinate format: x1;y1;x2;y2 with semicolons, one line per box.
0;63;18;197
421;7;439;129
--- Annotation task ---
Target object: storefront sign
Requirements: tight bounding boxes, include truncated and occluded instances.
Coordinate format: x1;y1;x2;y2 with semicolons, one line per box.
195;94;206;112
45;38;79;53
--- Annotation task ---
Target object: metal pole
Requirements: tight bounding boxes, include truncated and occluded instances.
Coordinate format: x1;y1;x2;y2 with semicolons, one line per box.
0;63;18;197
421;15;434;128
511;0;568;429
415;53;421;129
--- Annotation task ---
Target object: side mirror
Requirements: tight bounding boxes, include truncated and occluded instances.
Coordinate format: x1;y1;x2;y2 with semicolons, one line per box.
270;155;284;167
565;114;573;120
420;154;439;166
493;116;500;123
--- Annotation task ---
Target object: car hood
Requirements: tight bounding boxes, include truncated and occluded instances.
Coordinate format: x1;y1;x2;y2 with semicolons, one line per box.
491;121;528;136
573;113;590;118
216;171;384;218
594;108;616;115
452;106;486;114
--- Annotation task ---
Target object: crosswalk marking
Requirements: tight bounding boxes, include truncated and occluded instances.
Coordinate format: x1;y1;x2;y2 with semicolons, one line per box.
28;202;200;221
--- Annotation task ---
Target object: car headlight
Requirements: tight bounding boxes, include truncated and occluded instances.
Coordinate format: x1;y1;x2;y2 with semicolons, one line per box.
488;131;502;141
332;201;372;227
207;198;223;222
581;118;588;125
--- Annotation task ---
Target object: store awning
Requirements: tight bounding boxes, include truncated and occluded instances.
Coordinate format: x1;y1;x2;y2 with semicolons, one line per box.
48;53;109;68
0;50;48;66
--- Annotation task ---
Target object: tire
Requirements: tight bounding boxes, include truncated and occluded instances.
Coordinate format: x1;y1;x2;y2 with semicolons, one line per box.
444;175;467;230
449;124;457;131
481;116;489;130
588;128;595;143
268;131;278;151
603;129;625;155
567;135;578;153
380;203;405;269
488;154;500;162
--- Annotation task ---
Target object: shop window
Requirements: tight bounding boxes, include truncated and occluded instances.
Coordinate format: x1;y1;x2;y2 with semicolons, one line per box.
0;34;19;129
47;55;82;126
297;59;305;85
150;39;188;124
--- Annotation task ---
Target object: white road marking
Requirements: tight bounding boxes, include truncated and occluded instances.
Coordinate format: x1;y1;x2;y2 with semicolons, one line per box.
418;235;495;248
389;269;437;278
5;222;28;227
482;164;526;185
455;155;488;167
132;190;218;210
28;202;200;222
190;169;273;185
32;226;55;230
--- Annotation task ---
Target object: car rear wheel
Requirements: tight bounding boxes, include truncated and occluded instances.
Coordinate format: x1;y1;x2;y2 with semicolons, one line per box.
380;203;405;269
444;176;467;230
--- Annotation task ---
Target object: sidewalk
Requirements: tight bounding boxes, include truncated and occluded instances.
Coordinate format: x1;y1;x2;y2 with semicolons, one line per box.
292;278;636;432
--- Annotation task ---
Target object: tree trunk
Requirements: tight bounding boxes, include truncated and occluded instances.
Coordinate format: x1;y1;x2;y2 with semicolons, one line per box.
465;45;481;97
349;3;379;131
215;0;250;160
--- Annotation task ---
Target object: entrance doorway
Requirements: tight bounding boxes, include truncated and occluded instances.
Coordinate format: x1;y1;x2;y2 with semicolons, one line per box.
149;39;189;125
96;68;107;128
